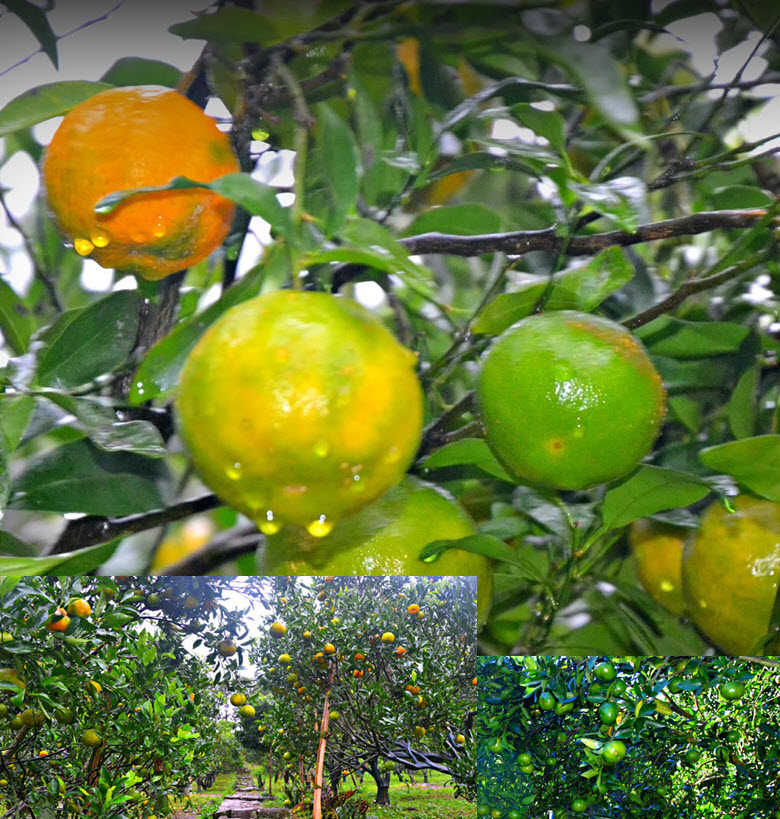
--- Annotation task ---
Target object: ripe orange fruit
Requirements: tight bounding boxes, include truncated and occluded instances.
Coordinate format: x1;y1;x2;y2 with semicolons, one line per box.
393;646;407;657
262;476;493;628
42;86;239;280
407;604;420;615
477;310;666;490
323;644;336;655
353;670;363;678
682;495;780;654
46;609;70;633
177;290;424;537
66;598;91;618
269;622;287;639
629;519;688;617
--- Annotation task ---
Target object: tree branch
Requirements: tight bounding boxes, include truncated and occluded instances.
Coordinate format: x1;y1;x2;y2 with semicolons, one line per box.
399;209;774;258
46;493;221;555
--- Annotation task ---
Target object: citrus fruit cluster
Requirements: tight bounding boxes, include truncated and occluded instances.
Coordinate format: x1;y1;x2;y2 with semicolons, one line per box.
43;86;239;280
477;310;667;490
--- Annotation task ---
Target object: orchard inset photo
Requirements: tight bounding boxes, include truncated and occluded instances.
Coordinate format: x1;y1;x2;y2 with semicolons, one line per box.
0;3;778;652
0;576;478;818
477;656;780;819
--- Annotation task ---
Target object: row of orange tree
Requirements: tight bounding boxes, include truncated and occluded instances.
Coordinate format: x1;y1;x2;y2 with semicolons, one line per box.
231;575;478;812
0;576;248;818
478;656;780;819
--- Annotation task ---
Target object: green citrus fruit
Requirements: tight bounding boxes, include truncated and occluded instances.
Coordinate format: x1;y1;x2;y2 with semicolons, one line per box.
21;708;44;728
477;310;666;490
598;702;618;725
262;476;493;628
683;748;701;764
602;740;626;765
682;495;780;654
538;692;555;711
54;707;75;725
229;693;246;707
82;729;102;748
517;752;532;766
572;800;587;813
239;704;256;719
594;661;616;682
628;519;688;616
177;290;424;537
719;681;745;701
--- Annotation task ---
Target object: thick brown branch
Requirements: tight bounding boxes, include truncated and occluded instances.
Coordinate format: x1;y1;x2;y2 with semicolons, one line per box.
400;209;774;258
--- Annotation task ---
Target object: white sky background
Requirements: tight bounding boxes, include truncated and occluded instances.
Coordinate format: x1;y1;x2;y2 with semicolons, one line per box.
0;1;777;305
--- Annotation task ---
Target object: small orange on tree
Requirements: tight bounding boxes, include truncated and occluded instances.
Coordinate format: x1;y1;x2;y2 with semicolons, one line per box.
42;86;239;280
46;608;70;633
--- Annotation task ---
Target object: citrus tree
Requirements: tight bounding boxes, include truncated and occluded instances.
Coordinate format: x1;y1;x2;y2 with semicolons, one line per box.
0;576;247;818
477;655;780;819
0;2;778;653
241;575;476;810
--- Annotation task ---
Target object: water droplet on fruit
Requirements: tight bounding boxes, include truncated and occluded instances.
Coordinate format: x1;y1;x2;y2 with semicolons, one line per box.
258;511;282;536
350;474;365;493
90;230;110;248
226;462;242;480
313;440;329;459
152;217;165;238
307;515;333;538
74;238;94;256
135;382;145;396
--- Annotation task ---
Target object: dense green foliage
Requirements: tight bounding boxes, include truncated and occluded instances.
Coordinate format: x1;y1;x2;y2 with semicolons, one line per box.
478;656;780;819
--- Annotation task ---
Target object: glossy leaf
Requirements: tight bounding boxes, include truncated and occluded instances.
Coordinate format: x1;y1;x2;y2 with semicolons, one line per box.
600;465;711;530
700;436;780;502
100;56;182;88
314;103;359;233
0;279;34;355
473;247;634;335
420;438;514;482
34;291;142;389
635;317;750;358
0;81;112;137
0;541;119;575
9;439;172;516
3;0;58;69
404;203;502;237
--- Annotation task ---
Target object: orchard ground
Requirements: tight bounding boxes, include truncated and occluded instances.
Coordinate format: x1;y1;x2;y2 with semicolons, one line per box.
0;576;477;818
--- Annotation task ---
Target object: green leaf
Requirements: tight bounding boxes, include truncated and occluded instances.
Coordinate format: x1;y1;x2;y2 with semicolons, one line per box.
600;465;711;530
708;185;774;210
510;103;568;158
34;291;142;389
9;439;172;516
169;2;351;45
0;81;112;137
635;317;750;358
0;279;33;355
570;177;648;231
2;0;58;69
0;432;9;514
129;246;289;404
0;531;38;557
42;394;167;458
727;362;760;440
313;103;359;234
0;395;35;451
540;38;641;133
403;204;502;237
0;541;120;576
473;247;634;335
419;534;520;565
700;436;780;502
99;57;182;88
420;438;514;482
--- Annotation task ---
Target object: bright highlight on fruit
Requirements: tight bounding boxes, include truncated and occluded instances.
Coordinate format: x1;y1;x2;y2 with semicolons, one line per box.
42;86;239;280
682;495;780;654
477;310;666;490
262;476;493;628
177;290;424;537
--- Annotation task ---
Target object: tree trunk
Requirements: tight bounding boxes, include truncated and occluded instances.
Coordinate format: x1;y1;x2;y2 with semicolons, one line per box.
367;760;391;806
329;770;340;795
422;769;429;783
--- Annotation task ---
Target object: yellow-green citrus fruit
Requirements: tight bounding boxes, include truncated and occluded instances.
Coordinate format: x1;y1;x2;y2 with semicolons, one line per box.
42;86;239;280
262;476;493;628
477;310;666;490
82;729;103;748
177;291;424;537
682;495;780;654
629;519;688;617
269;622;287;639
239;704;256;719
230;693;247;707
